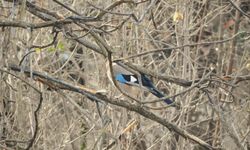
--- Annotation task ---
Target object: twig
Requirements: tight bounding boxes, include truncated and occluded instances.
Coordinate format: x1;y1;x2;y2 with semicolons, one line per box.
31;31;59;49
0;68;43;150
52;0;81;16
89;0;139;21
227;0;241;75
4;65;215;150
227;0;250;19
114;31;247;61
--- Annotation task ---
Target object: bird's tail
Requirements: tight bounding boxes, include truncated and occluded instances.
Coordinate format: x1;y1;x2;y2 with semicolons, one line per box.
150;88;173;105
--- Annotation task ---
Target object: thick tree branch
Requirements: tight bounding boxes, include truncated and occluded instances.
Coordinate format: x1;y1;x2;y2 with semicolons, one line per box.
3;65;215;150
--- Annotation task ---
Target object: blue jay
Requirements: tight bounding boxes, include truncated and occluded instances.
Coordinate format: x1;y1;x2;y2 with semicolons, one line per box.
107;62;173;105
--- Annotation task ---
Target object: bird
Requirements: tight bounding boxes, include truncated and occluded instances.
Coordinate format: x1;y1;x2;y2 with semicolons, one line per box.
107;62;174;105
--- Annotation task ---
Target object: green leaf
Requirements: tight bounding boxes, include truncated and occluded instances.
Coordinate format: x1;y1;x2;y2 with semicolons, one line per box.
48;47;56;52
57;41;65;51
35;48;41;53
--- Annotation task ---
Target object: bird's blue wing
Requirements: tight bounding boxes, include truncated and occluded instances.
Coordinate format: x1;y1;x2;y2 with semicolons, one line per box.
115;74;128;84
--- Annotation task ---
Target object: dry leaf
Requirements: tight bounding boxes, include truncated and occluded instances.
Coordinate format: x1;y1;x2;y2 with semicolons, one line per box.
173;11;183;22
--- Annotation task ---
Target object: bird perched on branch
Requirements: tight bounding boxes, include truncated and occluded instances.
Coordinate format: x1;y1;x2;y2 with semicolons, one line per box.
107;62;174;105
